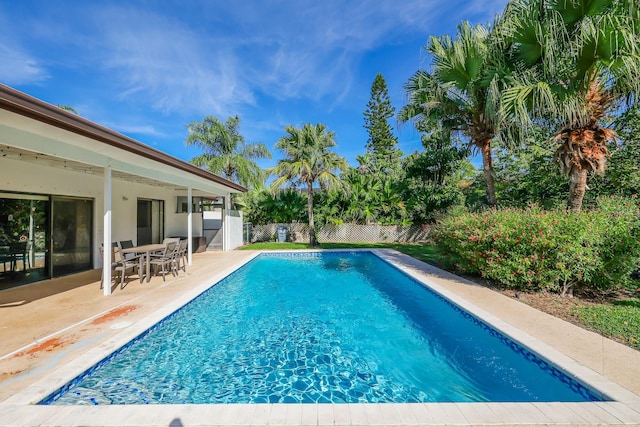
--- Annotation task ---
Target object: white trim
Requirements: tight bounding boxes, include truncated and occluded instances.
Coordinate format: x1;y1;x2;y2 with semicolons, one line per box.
0;120;242;196
0;192;49;200
102;166;112;295
187;187;193;265
223;193;231;251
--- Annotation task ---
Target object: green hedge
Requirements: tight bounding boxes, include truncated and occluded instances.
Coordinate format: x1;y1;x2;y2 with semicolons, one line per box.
432;197;640;295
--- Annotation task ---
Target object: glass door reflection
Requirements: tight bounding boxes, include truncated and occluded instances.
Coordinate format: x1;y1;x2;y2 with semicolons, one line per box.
51;197;92;277
0;193;50;289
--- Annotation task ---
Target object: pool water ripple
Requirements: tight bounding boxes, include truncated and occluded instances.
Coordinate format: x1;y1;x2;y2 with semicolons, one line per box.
44;252;601;405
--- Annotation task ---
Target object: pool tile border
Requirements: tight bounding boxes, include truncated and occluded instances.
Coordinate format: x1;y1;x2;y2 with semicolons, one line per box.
1;248;640;426
371;249;640;404
0;401;640;426
370;251;603;402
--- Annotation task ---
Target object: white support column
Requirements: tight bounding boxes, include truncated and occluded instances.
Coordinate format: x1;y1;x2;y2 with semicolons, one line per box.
224;192;231;251
187;187;193;265
103;166;112;296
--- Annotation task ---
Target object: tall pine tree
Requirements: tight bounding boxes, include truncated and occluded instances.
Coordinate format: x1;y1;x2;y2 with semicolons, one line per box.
362;73;403;175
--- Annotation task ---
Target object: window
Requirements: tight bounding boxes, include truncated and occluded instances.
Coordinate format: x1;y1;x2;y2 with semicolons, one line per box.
137;199;164;245
176;196;202;213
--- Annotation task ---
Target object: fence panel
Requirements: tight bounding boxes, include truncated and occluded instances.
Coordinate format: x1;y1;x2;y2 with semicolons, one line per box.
248;223;429;243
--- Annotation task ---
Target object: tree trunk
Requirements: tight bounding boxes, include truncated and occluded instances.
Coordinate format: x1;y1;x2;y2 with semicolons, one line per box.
479;140;497;207
567;168;587;212
307;184;316;246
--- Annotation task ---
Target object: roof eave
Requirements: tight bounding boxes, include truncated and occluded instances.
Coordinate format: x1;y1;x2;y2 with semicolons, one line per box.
0;84;247;193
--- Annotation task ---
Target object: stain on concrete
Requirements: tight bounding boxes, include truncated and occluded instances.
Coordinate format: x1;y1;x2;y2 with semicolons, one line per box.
25;338;64;355
91;305;140;325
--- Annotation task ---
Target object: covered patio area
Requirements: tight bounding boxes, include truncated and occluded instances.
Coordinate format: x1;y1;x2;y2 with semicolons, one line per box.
0;84;246;294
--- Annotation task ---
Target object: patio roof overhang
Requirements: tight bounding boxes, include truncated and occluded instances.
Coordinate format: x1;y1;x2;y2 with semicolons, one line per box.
0;84;247;295
0;84;247;196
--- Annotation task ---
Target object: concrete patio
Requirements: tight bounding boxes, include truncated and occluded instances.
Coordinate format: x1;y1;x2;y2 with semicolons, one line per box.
1;249;639;426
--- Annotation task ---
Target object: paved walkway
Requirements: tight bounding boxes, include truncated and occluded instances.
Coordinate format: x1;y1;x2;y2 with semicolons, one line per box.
0;249;639;426
0;250;257;400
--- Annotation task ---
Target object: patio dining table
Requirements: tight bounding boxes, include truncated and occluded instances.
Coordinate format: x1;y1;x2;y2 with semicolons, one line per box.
121;243;165;283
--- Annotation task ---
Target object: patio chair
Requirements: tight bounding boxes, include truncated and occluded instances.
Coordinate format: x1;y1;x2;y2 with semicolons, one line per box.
100;245;141;289
119;240;141;262
0;245;11;273
175;239;188;273
149;241;178;281
10;241;30;272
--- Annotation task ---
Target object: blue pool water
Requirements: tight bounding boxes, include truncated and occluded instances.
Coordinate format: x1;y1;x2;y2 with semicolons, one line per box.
42;252;603;404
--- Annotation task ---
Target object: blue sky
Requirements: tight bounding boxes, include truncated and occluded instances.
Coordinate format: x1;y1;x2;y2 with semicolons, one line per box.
1;0;508;171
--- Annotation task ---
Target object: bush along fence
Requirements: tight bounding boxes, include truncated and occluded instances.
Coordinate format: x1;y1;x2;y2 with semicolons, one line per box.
246;223;430;244
431;196;640;296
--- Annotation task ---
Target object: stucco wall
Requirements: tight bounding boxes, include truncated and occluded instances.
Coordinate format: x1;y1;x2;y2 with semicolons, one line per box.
227;210;244;250
1;157;206;268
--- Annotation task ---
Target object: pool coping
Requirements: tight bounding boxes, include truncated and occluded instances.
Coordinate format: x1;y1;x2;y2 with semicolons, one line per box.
1;248;639;426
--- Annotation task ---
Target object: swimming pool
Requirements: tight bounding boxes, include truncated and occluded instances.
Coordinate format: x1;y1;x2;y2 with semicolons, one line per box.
41;251;604;405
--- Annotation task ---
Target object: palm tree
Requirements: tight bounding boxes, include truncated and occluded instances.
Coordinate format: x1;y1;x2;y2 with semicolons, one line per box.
268;123;348;245
497;0;640;210
399;22;504;206
185;115;271;189
344;172;381;225
57;105;78;115
261;189;307;224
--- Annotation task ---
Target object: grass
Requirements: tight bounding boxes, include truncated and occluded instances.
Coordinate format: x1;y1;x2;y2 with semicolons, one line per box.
239;240;640;350
573;299;640;350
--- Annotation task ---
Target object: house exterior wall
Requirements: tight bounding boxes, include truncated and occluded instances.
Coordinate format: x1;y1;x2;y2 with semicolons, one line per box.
168;212;204;238
1;154;101;199
1;157;203;268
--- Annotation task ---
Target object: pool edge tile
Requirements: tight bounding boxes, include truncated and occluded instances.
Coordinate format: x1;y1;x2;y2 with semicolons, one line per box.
390;402;419;425
4;249;640;427
281;403;302;425
252;403;272;425
268;403;288;425
332;404;351;426
347;403;368;425
300;403;318;426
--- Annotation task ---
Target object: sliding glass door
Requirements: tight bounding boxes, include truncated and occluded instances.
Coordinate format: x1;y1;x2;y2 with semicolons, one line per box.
51;197;93;277
0;193;50;289
137;199;164;245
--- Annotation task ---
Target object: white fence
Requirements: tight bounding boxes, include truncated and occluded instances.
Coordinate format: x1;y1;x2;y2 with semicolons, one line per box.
227;210;244;250
247;223;429;244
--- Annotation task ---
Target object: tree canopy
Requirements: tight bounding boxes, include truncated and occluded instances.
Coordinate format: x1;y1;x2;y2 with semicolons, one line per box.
496;0;640;210
362;73;403;175
400;22;504;206
268;123;348;245
185;115;271;189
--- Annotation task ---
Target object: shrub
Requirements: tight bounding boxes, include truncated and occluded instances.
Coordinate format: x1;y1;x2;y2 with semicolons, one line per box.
431;197;640;295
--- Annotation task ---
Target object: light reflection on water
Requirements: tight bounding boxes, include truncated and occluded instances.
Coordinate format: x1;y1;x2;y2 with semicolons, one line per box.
45;252;597;405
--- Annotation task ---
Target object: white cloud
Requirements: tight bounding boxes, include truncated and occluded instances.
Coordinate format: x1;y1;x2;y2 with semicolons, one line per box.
6;1;508;121
458;0;510;22
109;123;165;138
214;0;506;103
90;6;255;117
0;44;49;85
82;1;448;115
